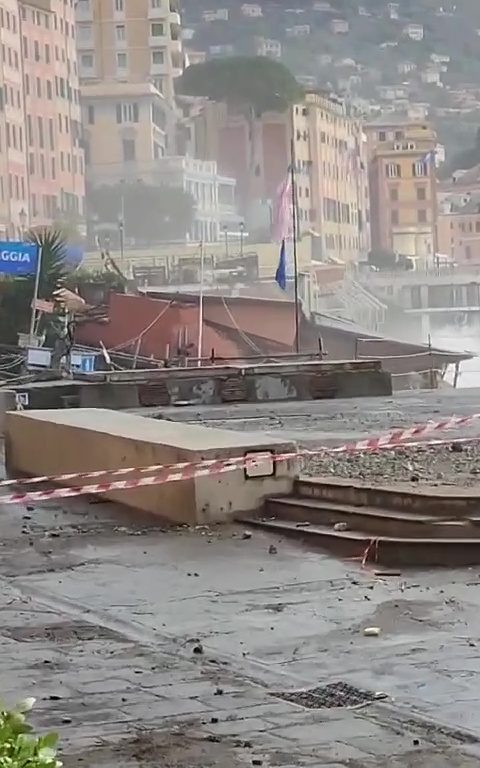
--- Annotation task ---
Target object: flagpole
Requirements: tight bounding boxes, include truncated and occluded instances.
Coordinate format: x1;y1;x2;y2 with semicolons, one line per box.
197;240;204;367
29;246;42;345
290;138;300;353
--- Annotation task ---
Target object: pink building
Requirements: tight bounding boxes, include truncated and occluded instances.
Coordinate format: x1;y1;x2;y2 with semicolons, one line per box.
0;0;85;238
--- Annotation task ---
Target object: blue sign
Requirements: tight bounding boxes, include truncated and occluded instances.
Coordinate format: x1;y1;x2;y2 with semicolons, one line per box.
0;241;39;276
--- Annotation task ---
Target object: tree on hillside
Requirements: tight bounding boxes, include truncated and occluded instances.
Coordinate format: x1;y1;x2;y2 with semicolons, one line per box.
176;57;303;221
87;183;195;245
0;228;67;344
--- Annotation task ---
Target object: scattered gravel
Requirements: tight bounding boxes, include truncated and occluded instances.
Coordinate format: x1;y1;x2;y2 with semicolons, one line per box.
303;442;480;488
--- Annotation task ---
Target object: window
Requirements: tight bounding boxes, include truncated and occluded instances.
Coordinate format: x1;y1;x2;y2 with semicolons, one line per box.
386;163;400;178
45;44;50;63
122;138;136;161
77;24;92;42
379;130;386;141
151;22;164;36
116;24;126;41
418;209;427;224
394;130;404;140
36;77;42;97
46;80;53;99
80;52;94;69
49;118;54;150
417;186;426;201
87;105;95;124
37;117;44;148
115;0;124;11
391;210;399;225
24;74;30;95
413;161;427;177
390;188;399;202
151;49;164;64
116;52;127;68
151;0;162;6
116;102;139;123
34;40;40;61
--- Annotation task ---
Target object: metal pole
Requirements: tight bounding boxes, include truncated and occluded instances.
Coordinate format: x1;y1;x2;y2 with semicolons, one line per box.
29;246;42;344
197;240;204;367
224;227;229;259
290;139;300;353
240;223;244;258
119;220;125;268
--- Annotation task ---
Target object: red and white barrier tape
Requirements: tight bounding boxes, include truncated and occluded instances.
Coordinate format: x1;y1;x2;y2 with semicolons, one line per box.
0;411;479;506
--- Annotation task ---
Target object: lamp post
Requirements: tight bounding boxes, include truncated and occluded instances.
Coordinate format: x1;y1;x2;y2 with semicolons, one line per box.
19;208;27;240
239;221;245;258
222;224;229;259
118;215;125;268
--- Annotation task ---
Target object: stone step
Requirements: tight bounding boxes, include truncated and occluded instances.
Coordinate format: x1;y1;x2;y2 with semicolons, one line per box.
238;516;480;567
264;496;479;539
295;477;480;516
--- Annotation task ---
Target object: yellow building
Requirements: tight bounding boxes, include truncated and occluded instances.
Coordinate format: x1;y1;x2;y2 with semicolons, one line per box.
297;91;370;263
76;0;182;186
365;118;437;263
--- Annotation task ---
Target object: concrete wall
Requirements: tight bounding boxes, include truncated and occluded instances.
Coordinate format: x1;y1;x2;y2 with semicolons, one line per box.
12;360;392;411
5;409;297;524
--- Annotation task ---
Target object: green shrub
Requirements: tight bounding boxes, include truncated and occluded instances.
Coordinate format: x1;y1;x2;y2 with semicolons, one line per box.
0;698;61;768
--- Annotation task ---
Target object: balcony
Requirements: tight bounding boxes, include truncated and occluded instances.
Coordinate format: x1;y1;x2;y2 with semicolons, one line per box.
169;10;181;25
150;59;167;76
170;37;182;54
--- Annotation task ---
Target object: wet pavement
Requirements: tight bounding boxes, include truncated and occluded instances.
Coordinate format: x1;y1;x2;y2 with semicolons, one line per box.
1;492;480;766
4;389;480;765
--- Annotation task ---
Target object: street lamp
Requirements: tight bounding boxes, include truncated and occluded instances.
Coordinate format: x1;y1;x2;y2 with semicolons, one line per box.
222;224;229;259
19;208;27;240
239;221;245;258
118;215;125;267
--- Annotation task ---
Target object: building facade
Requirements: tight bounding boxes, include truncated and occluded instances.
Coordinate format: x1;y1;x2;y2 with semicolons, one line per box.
300;91;370;263
191;91;369;262
438;201;480;265
76;0;182;187
366;119;437;264
155;156;239;242
0;0;84;237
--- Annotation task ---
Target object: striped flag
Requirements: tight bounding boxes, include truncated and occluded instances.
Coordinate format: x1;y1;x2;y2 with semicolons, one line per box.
272;170;293;243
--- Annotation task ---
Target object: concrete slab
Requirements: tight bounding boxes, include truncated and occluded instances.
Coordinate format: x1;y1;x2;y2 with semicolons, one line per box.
4;409;298;524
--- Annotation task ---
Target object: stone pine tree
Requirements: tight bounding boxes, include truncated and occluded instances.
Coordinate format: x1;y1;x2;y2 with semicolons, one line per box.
176;56;303;224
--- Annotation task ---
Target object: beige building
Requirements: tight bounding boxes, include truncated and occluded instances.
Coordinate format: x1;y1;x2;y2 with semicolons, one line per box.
296;92;370;262
0;0;84;238
76;0;183;187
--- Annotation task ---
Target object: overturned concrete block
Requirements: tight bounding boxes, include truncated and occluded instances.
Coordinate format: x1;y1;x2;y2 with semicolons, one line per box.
5;409;298;525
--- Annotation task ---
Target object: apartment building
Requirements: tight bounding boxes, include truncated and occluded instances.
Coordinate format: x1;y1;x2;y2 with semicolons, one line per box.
366;118;437;264
0;0;84;238
299;91;370;262
76;0;182;187
155;156;239;242
191;91;369;262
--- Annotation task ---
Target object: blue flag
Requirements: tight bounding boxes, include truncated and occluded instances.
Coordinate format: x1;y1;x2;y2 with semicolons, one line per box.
275;239;287;291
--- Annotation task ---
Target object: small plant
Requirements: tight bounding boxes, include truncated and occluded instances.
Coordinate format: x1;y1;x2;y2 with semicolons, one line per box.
0;698;61;768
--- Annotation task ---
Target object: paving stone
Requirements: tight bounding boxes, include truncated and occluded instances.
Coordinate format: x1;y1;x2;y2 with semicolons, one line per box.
272;717;385;746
